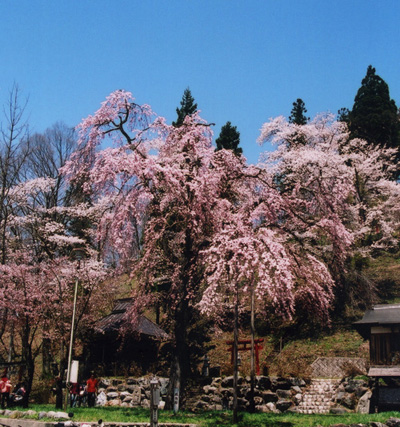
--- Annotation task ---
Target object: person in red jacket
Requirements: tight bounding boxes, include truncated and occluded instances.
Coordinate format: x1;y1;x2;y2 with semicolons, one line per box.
0;374;12;409
86;372;98;407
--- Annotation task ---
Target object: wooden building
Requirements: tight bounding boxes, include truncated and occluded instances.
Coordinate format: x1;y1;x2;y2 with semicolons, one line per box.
354;303;400;366
85;298;169;376
354;303;400;411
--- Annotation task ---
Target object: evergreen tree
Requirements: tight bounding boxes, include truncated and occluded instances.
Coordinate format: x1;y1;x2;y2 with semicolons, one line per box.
215;121;242;156
337;107;350;123
172;87;198;127
289;98;309;125
348;65;399;150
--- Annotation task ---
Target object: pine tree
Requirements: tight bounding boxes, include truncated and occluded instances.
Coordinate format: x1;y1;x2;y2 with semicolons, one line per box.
215;121;242;156
348;65;399;150
289;98;309;125
172;87;198;127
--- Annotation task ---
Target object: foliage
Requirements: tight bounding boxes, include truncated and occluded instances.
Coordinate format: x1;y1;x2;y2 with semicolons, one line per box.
258;113;400;317
172;87;198;127
215;121;243;156
348;65;400;152
289;98;309;125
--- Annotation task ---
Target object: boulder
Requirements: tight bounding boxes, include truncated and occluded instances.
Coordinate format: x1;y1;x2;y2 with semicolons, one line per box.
276;389;292;399
265;402;278;412
107;399;121;406
46;411;56;418
261;391;278;403
386;418;400;427
10;411;24;419
38;411;47;419
107;391;119;400
257;376;272;390
203;385;216;394
126;377;139;385
221;376;234;388
356;390;372;414
276;400;293;412
54;411;70;419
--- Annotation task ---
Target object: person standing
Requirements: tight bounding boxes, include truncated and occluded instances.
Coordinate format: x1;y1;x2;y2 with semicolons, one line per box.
86;373;98;408
69;382;80;408
0;374;12;409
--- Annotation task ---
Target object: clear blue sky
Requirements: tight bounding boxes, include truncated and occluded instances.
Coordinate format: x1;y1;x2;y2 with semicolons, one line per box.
1;1;399;164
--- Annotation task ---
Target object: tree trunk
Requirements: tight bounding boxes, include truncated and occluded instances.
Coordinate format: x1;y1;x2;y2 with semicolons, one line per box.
249;286;255;413
233;282;239;424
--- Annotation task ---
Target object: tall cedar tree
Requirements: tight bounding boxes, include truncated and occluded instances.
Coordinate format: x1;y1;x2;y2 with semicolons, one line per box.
172;87;198;127
348;66;400;151
289;98;310;125
215;121;242;156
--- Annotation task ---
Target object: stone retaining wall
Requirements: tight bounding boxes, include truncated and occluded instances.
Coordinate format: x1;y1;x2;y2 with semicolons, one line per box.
95;375;371;414
311;357;367;378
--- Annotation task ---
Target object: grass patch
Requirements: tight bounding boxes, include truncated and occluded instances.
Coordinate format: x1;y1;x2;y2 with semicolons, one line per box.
6;406;400;427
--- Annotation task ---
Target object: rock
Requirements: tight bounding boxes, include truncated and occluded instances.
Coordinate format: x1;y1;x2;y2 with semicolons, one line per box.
158;400;165;410
126;377;139;385
276;400;293;412
203;385;217;394
120;391;132;397
356;390;372;414
121;402;129;407
201;395;212;403
112;379;123;386
211;377;222;387
107;399;122;406
274;378;292;391
141;398;150;408
99;379;111;388
10;411;24;419
106;386;118;392
54;411;70;419
221;376;234;388
342;394;356;409
261;390;278;403
288;377;306;387
265;402;278;412
38;411;47;419
257;376;272;390
370;423;388;427
159;377;169;396
291;385;302;394
293;393;303;404
330;407;350;414
47;411;56;418
97;391;107;406
276;389;292;399
256;404;273;413
254;396;264;405
25;410;37;417
117;384;126;391
107;391;119;400
386;418;400;427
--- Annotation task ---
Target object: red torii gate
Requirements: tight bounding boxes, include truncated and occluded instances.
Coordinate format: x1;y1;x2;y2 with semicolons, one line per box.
226;338;264;375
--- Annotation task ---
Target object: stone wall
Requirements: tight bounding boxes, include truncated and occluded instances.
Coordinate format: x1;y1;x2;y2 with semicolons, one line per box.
96;375;373;414
311;357;367;378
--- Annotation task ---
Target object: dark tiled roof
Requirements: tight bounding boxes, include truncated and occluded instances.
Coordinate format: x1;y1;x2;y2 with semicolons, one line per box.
95;298;168;340
354;304;400;326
